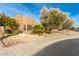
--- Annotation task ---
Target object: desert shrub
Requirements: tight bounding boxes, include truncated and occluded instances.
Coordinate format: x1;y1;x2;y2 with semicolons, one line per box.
32;25;46;35
4;30;12;34
45;30;51;34
12;29;23;35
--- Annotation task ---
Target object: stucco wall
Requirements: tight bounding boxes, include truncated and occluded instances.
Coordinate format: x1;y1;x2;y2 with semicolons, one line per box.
15;14;36;32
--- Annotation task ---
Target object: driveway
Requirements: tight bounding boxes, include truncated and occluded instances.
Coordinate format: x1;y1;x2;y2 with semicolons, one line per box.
34;38;79;56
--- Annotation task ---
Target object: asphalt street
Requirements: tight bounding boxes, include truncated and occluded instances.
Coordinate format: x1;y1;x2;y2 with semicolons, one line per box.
34;38;79;56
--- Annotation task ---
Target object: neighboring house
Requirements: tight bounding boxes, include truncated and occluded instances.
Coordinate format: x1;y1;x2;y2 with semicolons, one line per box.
15;14;37;33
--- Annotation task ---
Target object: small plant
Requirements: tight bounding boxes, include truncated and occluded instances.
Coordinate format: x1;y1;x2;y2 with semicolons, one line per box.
45;30;51;34
32;25;46;35
12;29;23;35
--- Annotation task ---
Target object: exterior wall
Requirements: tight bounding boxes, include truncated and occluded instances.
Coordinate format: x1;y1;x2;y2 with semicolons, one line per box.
15;15;22;31
15;14;37;32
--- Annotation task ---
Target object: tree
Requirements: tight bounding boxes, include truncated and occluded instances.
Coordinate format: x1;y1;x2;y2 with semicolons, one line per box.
40;7;54;31
0;13;18;30
62;19;74;30
40;7;73;32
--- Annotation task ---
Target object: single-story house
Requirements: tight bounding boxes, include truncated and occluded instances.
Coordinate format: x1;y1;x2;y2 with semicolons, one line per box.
15;14;37;33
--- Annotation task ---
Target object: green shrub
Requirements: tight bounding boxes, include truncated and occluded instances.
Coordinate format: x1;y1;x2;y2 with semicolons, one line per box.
32;25;46;35
12;29;23;35
45;30;51;34
4;30;12;34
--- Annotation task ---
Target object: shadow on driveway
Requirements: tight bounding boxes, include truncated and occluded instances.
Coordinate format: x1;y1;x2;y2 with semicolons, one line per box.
34;38;79;56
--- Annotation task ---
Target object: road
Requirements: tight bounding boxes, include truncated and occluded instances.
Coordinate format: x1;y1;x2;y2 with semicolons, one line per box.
34;38;79;56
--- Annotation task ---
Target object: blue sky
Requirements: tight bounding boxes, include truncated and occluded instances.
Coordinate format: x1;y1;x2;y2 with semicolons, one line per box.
0;3;79;26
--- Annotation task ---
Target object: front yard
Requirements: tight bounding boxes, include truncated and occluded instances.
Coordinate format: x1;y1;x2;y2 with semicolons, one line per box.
0;31;78;55
0;30;78;48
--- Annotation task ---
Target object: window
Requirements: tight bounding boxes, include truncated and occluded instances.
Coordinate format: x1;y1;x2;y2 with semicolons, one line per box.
27;25;32;31
24;25;26;31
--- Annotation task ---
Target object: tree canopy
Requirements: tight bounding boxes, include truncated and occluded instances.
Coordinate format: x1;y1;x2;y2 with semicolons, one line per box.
41;7;74;31
0;13;18;30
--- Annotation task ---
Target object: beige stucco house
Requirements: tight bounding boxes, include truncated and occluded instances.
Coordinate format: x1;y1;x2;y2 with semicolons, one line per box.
15;14;37;33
